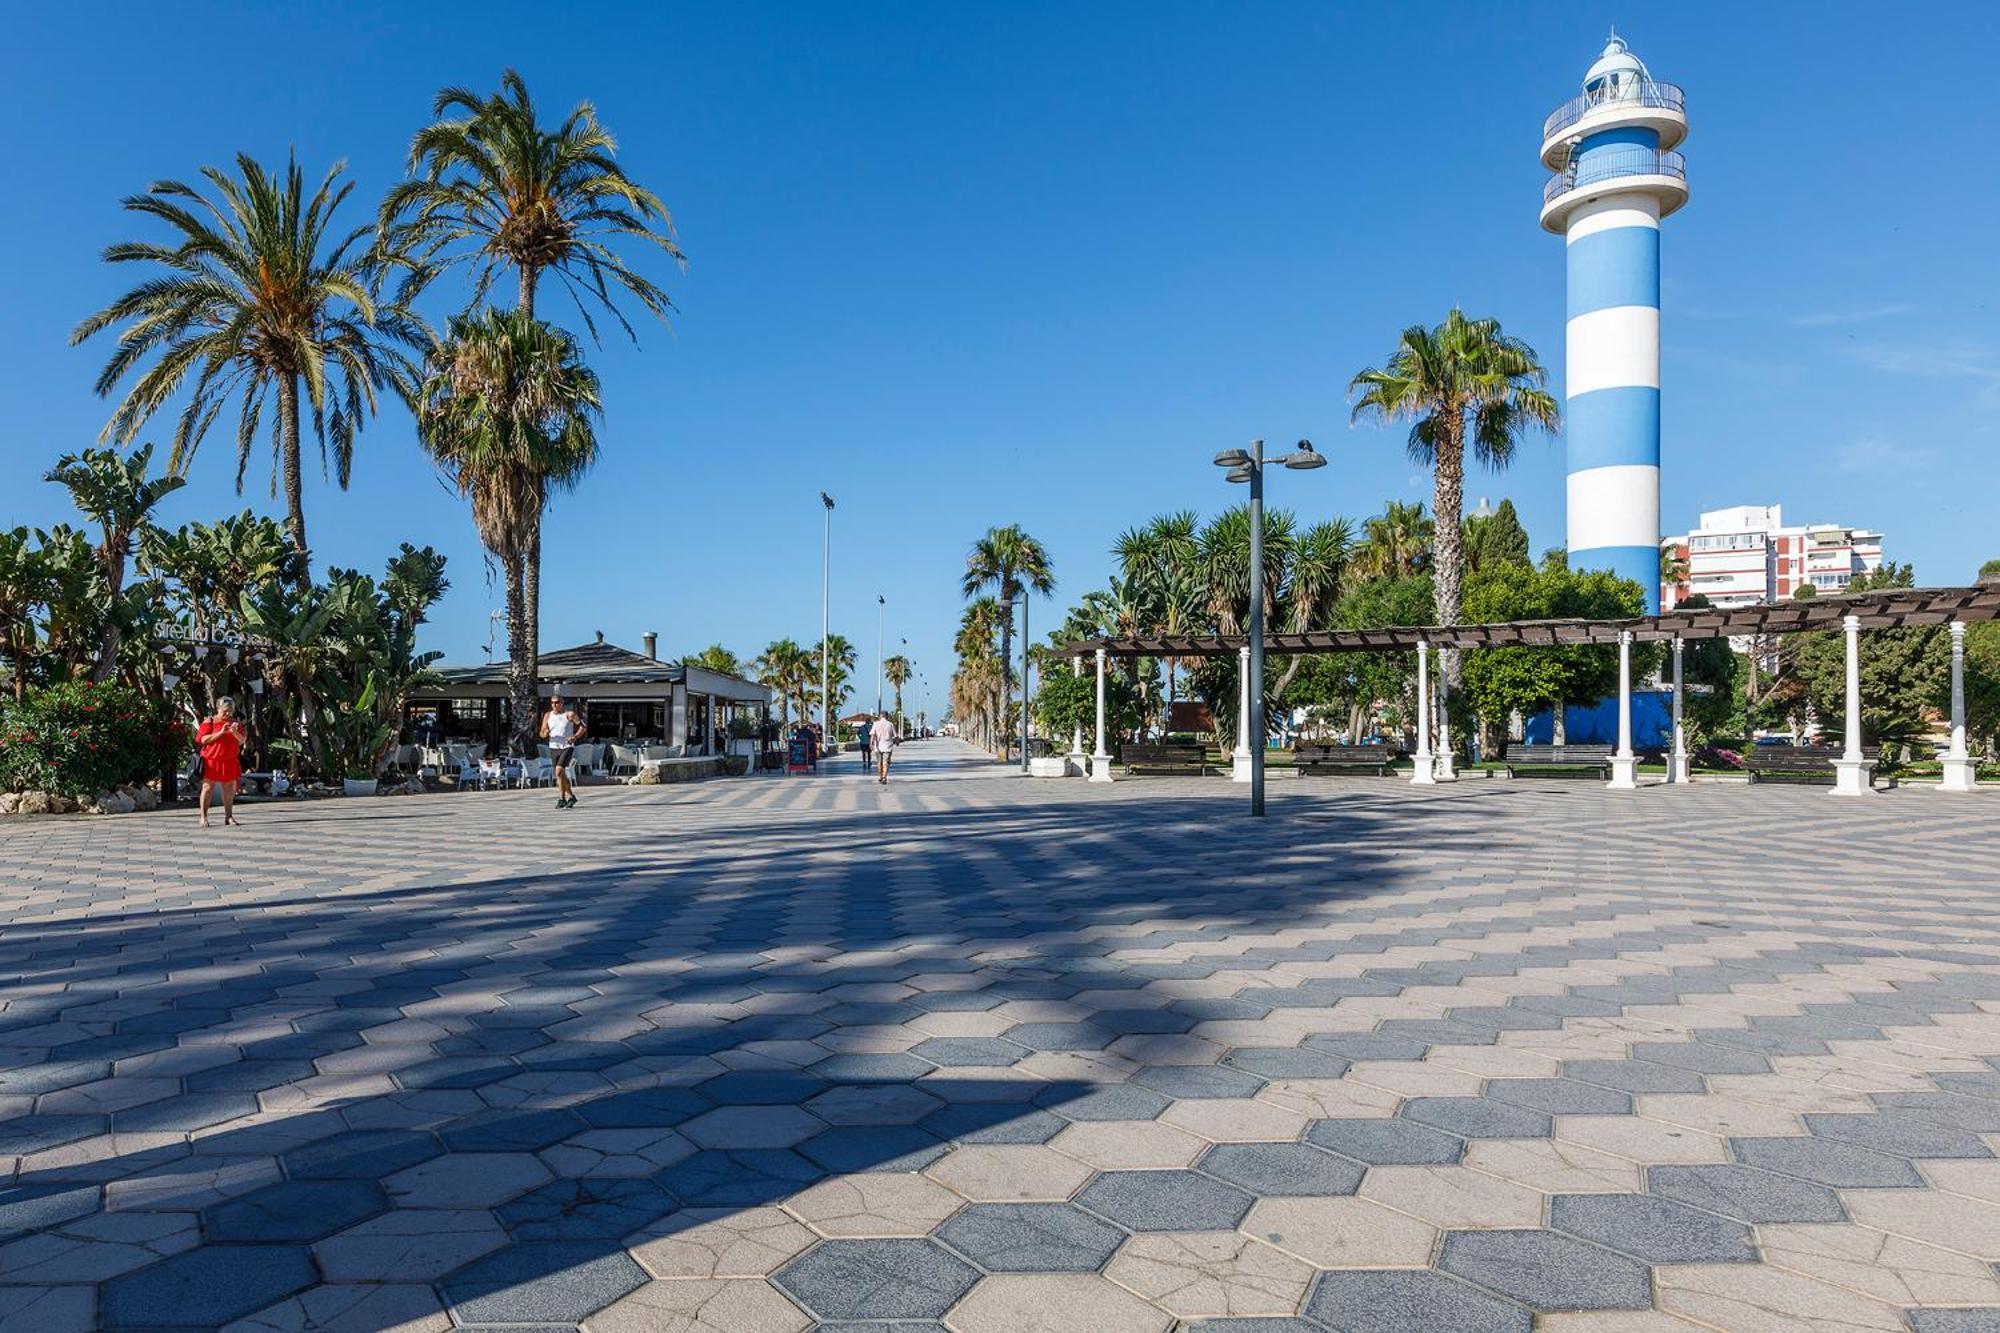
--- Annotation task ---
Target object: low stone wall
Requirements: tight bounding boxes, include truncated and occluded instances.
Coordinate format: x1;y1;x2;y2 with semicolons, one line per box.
632;757;730;785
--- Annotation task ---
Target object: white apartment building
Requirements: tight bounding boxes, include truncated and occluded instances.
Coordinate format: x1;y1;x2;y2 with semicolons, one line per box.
1660;505;1884;610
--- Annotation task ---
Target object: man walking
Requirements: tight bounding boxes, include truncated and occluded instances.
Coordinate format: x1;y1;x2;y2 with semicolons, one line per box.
541;692;585;809
857;715;872;770
870;712;898;784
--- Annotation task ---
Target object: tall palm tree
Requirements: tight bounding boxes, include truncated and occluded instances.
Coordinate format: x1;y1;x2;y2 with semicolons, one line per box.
753;639;813;724
1350;309;1558;680
74;155;421;569
955;596;1007;753
1196;505;1294;637
962;526;1055;753
1356;502;1434;581
44;445;186;681
416;308;600;752
817;634;859;720
883;654;912;725
1273;518;1355;699
382;69;684;339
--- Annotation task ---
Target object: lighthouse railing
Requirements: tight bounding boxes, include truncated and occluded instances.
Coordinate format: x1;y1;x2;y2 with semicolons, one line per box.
1543;148;1686;205
1542;78;1685;144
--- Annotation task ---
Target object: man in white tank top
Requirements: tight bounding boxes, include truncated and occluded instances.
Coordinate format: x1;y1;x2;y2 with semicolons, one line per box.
541;693;584;808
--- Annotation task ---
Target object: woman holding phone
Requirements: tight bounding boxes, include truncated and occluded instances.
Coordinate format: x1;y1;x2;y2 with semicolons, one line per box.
196;696;248;828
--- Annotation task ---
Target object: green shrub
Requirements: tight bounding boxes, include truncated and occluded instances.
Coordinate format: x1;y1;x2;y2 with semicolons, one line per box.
0;681;184;799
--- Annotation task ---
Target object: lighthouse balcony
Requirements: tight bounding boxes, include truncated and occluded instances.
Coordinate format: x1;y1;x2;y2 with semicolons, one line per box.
1540;79;1687;169
1541;148;1688;232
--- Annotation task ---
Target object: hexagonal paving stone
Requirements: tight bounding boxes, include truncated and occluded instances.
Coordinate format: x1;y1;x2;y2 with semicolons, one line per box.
497;1176;677;1239
925;1144;1093;1202
102;1244;318;1328
1303;1268;1533;1333
440;1240;648;1324
383;1151;552;1207
1549;1192;1756;1263
202;1179;389;1243
1306;1117;1465;1165
1400;1098;1553;1139
920;1102;1068;1145
576;1087;712;1129
909;1038;1027;1067
1105;1230;1315;1319
313;1207;509;1280
1131;1065;1266;1100
586;1276;811;1333
659;1149;826;1207
1196;1143;1364;1197
1905;1311;2000;1333
1037;1084;1171;1123
1242;1196;1440;1269
280;1129;440;1180
1646;1164;1848;1223
0;1184;100;1241
1482;1079;1632;1116
799;1124;949;1173
1802;1111;1996;1160
773;1238;979;1321
1730;1135;1926;1188
1075;1170;1255;1232
682;1105;824;1151
1437;1228;1651;1312
439;1107;588;1153
785;1173;962;1238
935;1202;1127;1272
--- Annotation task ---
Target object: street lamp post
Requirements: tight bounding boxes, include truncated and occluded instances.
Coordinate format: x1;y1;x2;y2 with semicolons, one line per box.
1214;439;1326;817
876;594;886;714
820;493;835;743
1017;592;1032;773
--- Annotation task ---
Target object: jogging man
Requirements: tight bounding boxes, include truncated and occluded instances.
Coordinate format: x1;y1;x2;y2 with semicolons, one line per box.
541;693;585;808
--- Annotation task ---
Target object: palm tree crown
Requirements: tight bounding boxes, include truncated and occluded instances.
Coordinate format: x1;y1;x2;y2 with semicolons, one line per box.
382;69;684;340
74;154;421;563
1350;308;1557;654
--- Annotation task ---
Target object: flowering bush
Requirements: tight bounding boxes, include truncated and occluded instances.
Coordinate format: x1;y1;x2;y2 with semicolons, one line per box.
0;681;183;799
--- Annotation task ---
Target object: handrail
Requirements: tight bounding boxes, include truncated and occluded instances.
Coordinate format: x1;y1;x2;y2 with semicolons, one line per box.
1543;148;1687;205
1542;79;1686;143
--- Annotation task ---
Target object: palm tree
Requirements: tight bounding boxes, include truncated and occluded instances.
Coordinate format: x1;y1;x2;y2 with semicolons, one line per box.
43;445;186;681
955;597;1007;753
962;526;1055;754
416;308;600;752
74;155;421;568
817;633;859;720
687;644;743;676
883;654;912;726
1355;502;1434;581
1273;518;1355;699
1351;309;1558;677
0;529;51;702
753;639;813;724
382;69;683;339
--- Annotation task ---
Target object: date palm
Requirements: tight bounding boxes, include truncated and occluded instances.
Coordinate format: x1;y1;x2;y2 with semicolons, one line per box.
382;69;683;339
73;155;421;568
754;638;814;724
416;308;600;752
883;653;912;725
962;526;1055;751
1351;309;1558;681
1356;502;1434;581
955;596;1007;754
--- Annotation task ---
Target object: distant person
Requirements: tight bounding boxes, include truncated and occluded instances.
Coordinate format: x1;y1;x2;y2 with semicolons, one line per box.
196;696;247;828
857;717;872;768
541;693;585;809
870;712;898;784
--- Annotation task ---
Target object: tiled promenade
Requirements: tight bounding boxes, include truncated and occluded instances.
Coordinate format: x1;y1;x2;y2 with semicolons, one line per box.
1;739;1998;1332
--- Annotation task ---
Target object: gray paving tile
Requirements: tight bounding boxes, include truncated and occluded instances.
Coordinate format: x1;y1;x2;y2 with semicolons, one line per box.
1304;1268;1533;1333
101;1245;317;1327
1075;1169;1255;1231
934;1202;1126;1271
1306;1117;1465;1165
773;1239;979;1320
1549;1192;1758;1263
1646;1164;1848;1223
440;1241;647;1323
1400;1097;1553;1139
1197;1142;1365;1197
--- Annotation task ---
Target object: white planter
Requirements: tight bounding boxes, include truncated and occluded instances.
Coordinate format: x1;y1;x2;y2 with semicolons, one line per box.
1028;757;1071;779
342;778;379;797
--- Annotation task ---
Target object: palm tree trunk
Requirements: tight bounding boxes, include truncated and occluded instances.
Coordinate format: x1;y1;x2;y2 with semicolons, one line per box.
278;374;309;577
505;551;535;757
1432;424;1466;690
90;560;124;684
519;267;537;322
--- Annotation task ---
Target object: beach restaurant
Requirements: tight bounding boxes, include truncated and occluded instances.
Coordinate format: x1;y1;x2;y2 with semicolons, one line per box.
404;633;772;758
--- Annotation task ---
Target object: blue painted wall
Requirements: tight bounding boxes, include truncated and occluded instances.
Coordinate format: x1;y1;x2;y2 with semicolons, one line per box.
1523;689;1673;749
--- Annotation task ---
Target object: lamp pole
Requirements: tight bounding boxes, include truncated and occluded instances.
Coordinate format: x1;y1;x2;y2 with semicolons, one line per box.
1018;592;1032;773
876;594;885;714
1216;439;1326;817
820;493;834;743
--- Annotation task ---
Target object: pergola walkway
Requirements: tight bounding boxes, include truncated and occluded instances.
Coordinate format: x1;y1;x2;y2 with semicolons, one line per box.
0;744;1998;1330
1062;583;2000;794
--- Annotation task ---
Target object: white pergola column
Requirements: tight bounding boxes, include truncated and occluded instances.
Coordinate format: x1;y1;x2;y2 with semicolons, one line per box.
1411;640;1436;786
1609;629;1639;789
1942;621;1977;793
1668;634;1690;785
1433;653;1457;782
1089;647;1113;783
1231;644;1254;783
1069;654;1086;776
1831;613;1875;796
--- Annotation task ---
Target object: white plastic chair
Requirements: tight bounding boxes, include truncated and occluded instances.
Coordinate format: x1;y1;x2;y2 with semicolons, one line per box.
523;756;554;787
478;757;504;789
457;758;484;790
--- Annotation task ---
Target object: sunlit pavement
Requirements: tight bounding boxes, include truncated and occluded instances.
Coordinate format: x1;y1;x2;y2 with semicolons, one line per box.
1;740;1998;1331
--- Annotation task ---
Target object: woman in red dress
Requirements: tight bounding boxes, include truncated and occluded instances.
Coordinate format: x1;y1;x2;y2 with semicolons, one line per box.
196;696;247;828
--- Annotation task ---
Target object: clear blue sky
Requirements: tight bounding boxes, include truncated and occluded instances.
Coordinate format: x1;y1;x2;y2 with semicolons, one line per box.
5;1;1996;723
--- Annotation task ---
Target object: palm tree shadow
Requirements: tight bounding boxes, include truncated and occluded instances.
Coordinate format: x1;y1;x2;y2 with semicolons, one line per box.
0;782;1458;1327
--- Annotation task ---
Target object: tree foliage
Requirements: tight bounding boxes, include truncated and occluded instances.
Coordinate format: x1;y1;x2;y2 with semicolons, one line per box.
1458;561;1656;739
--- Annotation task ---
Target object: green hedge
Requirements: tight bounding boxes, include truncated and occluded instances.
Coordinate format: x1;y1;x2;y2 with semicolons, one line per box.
0;681;185;800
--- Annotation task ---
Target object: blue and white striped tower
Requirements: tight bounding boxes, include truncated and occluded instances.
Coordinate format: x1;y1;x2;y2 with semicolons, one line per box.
1541;34;1688;611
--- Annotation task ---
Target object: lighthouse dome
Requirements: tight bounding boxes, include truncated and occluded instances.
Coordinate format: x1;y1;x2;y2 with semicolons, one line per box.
1583;33;1650;97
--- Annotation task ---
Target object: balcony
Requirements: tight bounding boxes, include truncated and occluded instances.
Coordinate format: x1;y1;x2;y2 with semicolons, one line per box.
1540;148;1688;231
1543;79;1686;145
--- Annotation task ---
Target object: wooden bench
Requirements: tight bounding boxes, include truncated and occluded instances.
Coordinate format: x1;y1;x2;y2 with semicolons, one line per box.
1745;744;1883;786
1120;743;1209;776
1504;744;1615;778
1294;743;1397;777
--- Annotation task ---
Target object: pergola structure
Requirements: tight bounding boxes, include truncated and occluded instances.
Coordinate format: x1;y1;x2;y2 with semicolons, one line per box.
1058;583;2000;796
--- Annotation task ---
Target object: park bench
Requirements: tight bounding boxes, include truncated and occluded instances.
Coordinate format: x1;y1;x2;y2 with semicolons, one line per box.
1745;744;1885;786
1294;743;1397;777
1120;742;1209;776
1504;744;1615;778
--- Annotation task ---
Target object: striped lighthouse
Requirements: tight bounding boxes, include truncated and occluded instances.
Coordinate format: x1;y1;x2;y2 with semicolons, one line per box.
1540;33;1688;612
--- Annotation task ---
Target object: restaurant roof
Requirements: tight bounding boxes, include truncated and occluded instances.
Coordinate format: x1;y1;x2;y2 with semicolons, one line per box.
1056;583;2000;659
429;640;769;700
